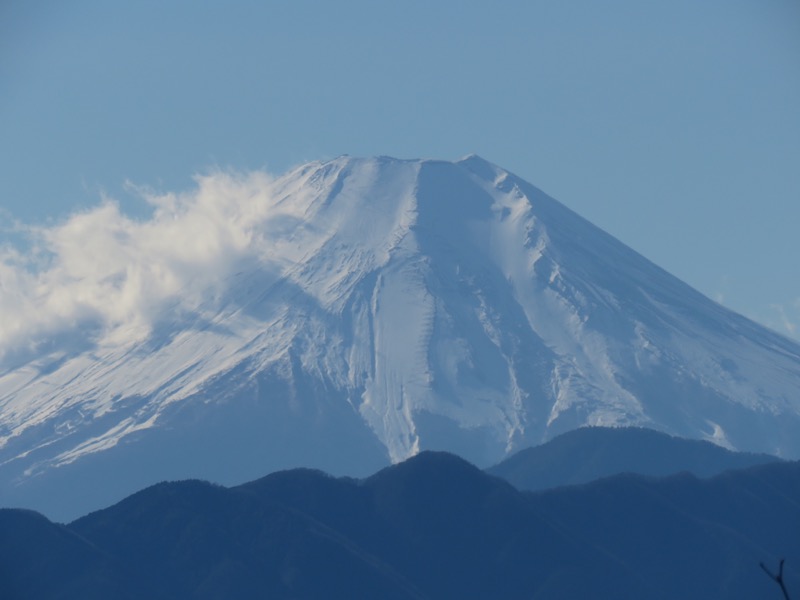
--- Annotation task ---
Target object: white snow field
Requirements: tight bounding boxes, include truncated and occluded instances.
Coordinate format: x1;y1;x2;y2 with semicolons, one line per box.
2;155;800;520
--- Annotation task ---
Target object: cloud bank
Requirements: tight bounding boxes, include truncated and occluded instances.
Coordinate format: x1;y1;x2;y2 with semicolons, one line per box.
0;170;277;366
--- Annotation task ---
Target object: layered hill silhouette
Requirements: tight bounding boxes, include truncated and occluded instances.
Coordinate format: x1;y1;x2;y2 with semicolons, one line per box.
2;444;798;599
489;425;781;491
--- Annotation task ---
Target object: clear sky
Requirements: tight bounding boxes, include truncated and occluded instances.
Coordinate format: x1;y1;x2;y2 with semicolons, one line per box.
1;0;799;338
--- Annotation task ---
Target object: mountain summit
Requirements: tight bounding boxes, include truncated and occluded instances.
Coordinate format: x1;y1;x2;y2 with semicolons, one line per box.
2;155;800;520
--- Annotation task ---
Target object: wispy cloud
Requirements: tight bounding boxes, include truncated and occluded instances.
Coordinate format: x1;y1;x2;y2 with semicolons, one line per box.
712;274;731;306
765;302;800;340
0;170;277;365
771;304;796;336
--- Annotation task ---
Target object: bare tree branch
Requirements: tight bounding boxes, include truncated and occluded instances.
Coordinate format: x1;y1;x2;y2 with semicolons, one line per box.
761;559;791;600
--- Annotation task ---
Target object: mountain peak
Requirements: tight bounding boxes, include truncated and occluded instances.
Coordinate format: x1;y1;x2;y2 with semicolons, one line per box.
2;154;800;521
455;152;501;176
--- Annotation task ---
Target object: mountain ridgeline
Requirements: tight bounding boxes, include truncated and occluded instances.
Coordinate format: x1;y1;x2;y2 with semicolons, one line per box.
1;431;798;599
487;425;781;491
2;155;800;522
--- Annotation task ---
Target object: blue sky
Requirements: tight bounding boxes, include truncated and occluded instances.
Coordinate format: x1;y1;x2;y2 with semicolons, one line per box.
1;0;799;338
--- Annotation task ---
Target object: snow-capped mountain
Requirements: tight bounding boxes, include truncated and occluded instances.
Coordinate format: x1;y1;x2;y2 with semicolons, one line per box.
2;155;800;520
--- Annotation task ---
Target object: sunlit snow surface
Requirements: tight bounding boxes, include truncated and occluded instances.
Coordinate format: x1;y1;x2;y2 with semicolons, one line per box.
2;155;800;519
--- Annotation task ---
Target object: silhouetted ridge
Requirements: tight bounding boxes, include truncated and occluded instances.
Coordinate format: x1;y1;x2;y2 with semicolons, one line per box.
0;508;147;599
2;452;799;598
531;458;800;599
72;474;420;599
366;450;499;486
489;426;781;491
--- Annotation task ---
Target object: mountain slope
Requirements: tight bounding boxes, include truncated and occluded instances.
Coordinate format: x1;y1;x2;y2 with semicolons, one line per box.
531;460;800;599
2;155;800;521
0;508;149;599
3;453;798;599
488;426;782;491
64;454;660;599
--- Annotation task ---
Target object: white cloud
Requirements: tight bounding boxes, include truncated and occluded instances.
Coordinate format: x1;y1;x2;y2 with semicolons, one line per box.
712;274;731;306
768;302;799;339
0;169;277;366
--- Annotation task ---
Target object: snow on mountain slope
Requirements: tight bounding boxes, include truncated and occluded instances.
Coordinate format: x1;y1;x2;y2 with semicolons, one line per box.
2;154;800;520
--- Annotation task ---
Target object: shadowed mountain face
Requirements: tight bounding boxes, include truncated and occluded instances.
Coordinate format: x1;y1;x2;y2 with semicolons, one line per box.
2;451;799;599
3;155;800;522
488;426;782;491
0;509;147;600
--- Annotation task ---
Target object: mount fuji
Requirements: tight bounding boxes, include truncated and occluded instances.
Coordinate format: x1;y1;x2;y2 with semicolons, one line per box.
2;155;800;521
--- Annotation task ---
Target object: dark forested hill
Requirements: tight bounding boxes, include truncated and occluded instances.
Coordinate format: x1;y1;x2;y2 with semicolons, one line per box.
488;426;781;491
1;452;797;599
